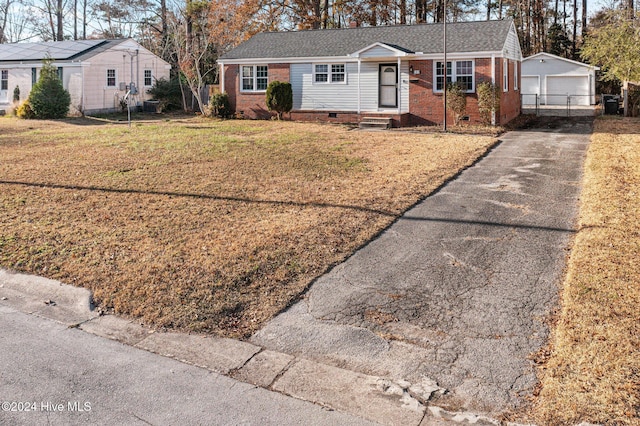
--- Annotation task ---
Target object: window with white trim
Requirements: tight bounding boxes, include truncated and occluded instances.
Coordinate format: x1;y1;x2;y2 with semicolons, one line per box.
514;61;518;91
144;69;153;86
107;69;116;87
1;69;8;91
314;63;346;83
241;65;268;91
503;59;508;92
434;60;474;92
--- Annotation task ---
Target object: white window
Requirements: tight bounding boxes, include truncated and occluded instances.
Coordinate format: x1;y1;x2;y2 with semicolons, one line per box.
144;69;153;86
434;60;474;93
1;70;7;91
107;69;116;87
314;63;346;84
514;61;518;91
241;65;268;92
503;59;508;92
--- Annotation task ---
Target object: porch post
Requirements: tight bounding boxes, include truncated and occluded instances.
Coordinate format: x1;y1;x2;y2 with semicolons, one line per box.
357;59;361;114
491;54;496;126
397;56;401;115
220;62;225;94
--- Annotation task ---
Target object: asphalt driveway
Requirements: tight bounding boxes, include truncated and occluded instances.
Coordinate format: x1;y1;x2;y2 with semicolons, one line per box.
252;118;593;419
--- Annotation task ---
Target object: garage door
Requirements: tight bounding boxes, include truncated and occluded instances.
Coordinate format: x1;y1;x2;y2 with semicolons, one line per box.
546;76;589;106
521;76;539;105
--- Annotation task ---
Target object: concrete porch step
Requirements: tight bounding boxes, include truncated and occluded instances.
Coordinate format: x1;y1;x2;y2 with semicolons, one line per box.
359;117;392;130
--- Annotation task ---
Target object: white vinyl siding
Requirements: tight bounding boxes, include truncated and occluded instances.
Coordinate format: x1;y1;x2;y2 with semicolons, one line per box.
291;62;408;113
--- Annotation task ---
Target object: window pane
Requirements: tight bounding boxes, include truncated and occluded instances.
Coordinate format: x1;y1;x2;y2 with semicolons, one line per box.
144;69;152;86
457;75;473;91
315;64;328;73
331;64;345;82
242;77;254;91
242;66;253;78
456;60;472;75
315;74;328;82
107;69;116;86
256;66;268;78
256;77;268;91
0;70;7;91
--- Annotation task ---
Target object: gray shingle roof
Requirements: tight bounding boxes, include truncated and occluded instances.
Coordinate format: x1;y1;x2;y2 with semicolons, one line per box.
221;20;514;60
0;39;128;62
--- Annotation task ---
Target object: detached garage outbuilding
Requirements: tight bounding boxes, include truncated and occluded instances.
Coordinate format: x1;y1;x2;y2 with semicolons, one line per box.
521;52;599;106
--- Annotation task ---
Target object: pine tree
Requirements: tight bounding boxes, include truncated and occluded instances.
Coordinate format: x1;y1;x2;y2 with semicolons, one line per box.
28;59;71;119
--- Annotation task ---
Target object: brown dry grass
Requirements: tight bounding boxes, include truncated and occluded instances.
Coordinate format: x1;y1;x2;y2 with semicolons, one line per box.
0;116;495;338
532;117;640;425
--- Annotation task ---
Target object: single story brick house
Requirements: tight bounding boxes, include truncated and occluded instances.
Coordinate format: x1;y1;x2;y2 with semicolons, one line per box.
219;19;522;127
0;39;171;115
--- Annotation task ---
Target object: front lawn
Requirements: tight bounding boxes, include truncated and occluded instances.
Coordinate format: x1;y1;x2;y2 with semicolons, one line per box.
532;117;640;425
0;116;496;338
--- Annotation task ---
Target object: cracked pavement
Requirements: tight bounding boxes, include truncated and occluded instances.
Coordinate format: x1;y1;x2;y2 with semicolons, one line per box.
252;118;593;418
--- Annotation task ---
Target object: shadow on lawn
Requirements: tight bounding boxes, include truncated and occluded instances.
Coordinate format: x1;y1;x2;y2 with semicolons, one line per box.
1;180;577;234
0;180;397;217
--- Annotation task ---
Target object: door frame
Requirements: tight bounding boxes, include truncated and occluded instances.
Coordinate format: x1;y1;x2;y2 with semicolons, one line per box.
378;63;398;108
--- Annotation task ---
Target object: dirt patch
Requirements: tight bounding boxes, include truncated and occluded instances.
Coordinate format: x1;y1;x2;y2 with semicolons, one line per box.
0;116;496;338
531;117;640;425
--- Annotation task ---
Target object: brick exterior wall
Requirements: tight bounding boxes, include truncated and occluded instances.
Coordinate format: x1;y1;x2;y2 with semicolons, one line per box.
499;59;521;124
224;58;520;127
224;63;290;120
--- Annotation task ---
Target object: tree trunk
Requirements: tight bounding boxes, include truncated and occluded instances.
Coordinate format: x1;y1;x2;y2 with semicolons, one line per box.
56;0;63;40
572;0;577;57
322;0;328;28
487;0;491;20
581;0;587;38
400;0;406;24
161;0;168;45
83;0;87;39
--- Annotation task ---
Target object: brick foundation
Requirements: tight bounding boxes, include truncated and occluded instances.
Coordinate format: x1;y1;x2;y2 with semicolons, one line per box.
224;59;521;127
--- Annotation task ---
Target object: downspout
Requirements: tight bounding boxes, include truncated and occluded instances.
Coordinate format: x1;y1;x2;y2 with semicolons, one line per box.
81;63;85;115
491;54;496;125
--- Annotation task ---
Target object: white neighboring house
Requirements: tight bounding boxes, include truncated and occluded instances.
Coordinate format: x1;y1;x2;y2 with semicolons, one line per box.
521;52;599;106
0;39;171;115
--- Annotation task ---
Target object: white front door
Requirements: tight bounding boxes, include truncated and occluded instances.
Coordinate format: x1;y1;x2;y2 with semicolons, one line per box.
379;64;397;108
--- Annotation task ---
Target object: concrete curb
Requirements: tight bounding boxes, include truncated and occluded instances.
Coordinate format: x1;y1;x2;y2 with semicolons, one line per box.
0;268;537;426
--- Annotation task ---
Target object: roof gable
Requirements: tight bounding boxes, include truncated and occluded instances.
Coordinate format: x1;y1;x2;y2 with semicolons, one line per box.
351;42;414;58
523;52;599;70
221;20;517;61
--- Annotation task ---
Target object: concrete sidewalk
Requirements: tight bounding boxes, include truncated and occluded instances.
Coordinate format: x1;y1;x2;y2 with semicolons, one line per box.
0;283;377;426
1;118;592;425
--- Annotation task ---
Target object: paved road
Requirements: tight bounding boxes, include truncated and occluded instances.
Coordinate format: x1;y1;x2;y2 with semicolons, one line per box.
0;303;375;426
252;118;593;417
